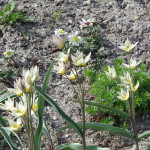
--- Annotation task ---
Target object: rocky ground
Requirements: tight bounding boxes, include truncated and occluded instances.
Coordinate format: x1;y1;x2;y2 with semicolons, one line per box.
0;0;150;149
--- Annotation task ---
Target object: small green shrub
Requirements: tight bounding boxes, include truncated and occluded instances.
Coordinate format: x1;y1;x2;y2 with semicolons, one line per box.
0;1;35;30
85;59;150;124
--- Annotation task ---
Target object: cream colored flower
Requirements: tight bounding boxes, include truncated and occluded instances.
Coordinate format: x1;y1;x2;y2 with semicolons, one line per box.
53;62;66;74
23;66;39;84
54;28;68;36
105;66;116;79
31;93;38;113
68;31;82;46
57;49;70;63
120;72;132;85
79;18;96;29
2;118;22;132
51;35;64;49
118;38;138;52
71;51;91;67
123;58;141;70
66;69;77;80
8;78;30;96
11;99;27;118
130;81;139;92
0;98;14;111
117;89;129;101
3;50;14;57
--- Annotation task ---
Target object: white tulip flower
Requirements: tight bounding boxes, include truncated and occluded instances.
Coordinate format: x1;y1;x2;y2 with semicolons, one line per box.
105;66;116;79
123;58;141;70
3;50;14;58
71;51;91;67
118;38;138;52
54;28;68;36
79;18;96;29
117;89;129;101
68;31;82;46
2;118;22;132
120;72;132;85
53;62;66;74
23;66;39;84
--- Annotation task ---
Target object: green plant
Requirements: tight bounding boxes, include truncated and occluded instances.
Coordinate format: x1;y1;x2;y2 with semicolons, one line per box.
51;9;64;21
85;58;150;124
0;1;35;30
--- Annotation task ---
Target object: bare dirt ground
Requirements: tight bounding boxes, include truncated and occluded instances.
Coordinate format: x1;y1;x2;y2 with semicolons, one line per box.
0;0;150;149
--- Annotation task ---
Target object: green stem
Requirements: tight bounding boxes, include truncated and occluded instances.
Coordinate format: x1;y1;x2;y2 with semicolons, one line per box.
81;88;86;150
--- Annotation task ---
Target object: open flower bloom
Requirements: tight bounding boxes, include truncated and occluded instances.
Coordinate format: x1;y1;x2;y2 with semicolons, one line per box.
54;28;68;36
66;69;77;80
3;49;14;57
57;49;70;63
11;99;27;118
68;31;82;46
53;62;66;74
31;93;38;113
120;72;132;85
71;51;91;67
130;81;139;92
117;89;129;101
105;66;116;79
79;18;96;29
118;38;138;52
2;118;22;132
23;66;39;84
123;58;141;70
0;98;15;111
51;35;64;49
8;78;30;96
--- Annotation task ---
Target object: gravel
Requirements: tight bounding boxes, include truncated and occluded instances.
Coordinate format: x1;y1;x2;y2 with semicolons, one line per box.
0;0;150;149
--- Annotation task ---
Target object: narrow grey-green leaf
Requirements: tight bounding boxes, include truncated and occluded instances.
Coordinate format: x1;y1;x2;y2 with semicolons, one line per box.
59;122;135;141
75;101;129;119
56;143;110;150
0;92;15;103
35;86;83;138
138;131;150;141
0;127;18;150
21;16;35;22
35;62;54;150
9;1;16;12
140;145;150;150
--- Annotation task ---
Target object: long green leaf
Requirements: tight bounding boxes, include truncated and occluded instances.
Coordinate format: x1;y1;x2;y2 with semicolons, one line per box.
32;114;51;139
0;92;15;103
56;143;110;150
9;1;16;12
0;127;18;150
141;145;150;150
59;122;135;141
138;131;150;141
35;86;83;138
75;101;130;119
34;62;54;150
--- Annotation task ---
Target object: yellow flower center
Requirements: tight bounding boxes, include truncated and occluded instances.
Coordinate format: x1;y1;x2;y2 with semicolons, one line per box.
122;94;127;100
130;65;135;70
69;75;76;80
58;29;65;34
5;51;12;56
62;55;68;63
57;43;64;49
72;36;79;43
16;91;23;96
59;69;66;74
12;124;19;129
125;79;131;83
32;104;38;110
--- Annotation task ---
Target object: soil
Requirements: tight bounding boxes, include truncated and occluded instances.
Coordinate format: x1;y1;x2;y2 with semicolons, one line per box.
0;0;150;150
